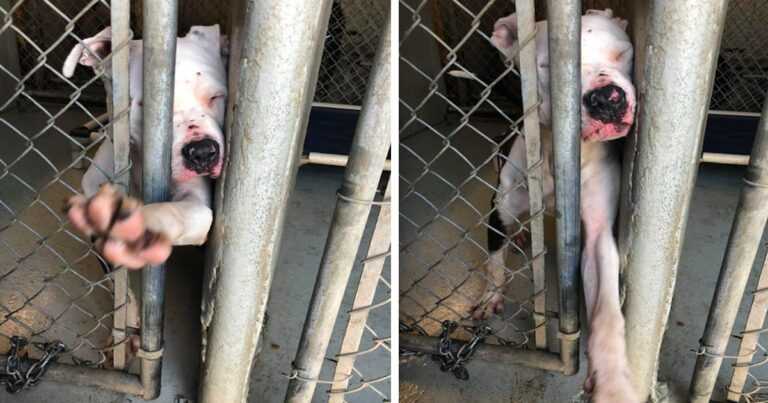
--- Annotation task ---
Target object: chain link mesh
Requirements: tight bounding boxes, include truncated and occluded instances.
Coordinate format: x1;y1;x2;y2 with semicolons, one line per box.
0;0;133;368
711;250;768;403
10;0;387;107
710;0;768;113
399;0;554;349
326;186;391;403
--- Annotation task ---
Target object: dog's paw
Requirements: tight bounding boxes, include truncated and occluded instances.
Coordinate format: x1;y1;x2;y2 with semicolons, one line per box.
472;291;504;320
65;184;172;269
589;372;640;403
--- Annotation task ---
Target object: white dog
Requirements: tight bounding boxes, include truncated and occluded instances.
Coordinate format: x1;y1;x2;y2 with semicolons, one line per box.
475;9;639;402
63;25;227;269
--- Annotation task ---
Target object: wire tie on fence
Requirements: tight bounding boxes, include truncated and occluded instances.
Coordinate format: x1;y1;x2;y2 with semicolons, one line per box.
283;368;351;385
348;297;391;314
336;191;391;206
742;177;768;189
360;249;391;264
694;345;757;359
557;330;581;342
136;347;164;360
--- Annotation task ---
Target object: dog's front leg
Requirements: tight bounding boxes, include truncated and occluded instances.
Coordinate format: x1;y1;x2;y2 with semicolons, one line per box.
580;155;638;403
66;178;213;269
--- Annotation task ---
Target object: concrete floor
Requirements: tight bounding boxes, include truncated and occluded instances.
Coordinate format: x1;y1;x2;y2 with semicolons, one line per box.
400;121;768;402
0;104;390;402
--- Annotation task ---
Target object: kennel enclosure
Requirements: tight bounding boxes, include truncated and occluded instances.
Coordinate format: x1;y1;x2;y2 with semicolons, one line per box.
0;0;390;401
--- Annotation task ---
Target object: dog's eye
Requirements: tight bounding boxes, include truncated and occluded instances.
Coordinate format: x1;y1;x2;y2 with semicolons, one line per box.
209;94;224;104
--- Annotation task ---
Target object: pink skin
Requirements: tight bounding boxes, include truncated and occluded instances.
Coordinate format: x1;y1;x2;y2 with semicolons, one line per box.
582;71;637;142
172;112;225;184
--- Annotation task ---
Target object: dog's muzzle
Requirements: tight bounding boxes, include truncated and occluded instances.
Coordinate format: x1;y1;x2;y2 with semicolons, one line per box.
583;84;628;124
182;138;220;174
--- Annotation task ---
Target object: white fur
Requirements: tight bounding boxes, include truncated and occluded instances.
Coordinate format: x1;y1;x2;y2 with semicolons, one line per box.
484;10;640;402
65;25;227;246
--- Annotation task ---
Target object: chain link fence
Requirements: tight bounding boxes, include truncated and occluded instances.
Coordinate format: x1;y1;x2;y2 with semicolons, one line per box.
8;0;387;107
720;250;768;403
710;0;768;113
0;0;136;386
325;184;391;403
399;0;560;361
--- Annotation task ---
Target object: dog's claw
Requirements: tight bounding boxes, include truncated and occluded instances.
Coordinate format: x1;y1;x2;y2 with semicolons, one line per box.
66;185;172;269
472;291;504;320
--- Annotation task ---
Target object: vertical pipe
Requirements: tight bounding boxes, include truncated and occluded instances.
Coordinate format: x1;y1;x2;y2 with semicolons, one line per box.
284;18;391;403
328;182;391;403
198;1;334;402
546;0;581;375
623;1;728;400
140;0;177;399
690;84;768;402
110;0;131;371
515;0;546;351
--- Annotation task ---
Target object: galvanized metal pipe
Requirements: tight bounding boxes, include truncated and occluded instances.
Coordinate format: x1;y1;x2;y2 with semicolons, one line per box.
0;357;145;396
622;1;729;400
140;0;177;399
516;0;547;350
198;0;334;402
284;18;391;403
546;0;581;375
400;334;565;373
690;79;768;402
109;0;131;372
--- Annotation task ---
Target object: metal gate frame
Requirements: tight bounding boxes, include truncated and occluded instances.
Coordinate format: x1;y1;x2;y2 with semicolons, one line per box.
398;0;582;376
689;78;768;403
0;0;171;399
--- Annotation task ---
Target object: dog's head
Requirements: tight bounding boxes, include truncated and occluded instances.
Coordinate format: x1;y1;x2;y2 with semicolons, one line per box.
491;9;636;142
62;25;229;184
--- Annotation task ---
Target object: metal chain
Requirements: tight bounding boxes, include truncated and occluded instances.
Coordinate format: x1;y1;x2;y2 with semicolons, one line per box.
430;320;492;381
0;336;66;393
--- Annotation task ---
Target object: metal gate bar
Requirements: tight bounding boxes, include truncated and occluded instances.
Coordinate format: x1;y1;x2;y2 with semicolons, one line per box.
109;0;131;372
519;0;546;351
198;0;334;401
728;254;768;401
328;181;391;403
689;82;768;403
284;16;391;403
620;1;729;400
398;0;581;374
139;0;178;399
546;0;581;373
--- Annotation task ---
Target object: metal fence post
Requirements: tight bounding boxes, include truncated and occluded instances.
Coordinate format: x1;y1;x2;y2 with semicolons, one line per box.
621;1;729;400
284;17;391;403
546;0;582;375
198;0;334;402
689;77;768;403
110;0;132;372
140;0;178;399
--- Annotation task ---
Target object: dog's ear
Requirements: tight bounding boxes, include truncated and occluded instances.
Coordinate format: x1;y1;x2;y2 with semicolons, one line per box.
491;13;518;53
586;8;614;18
62;27;112;78
613;17;629;31
187;24;221;50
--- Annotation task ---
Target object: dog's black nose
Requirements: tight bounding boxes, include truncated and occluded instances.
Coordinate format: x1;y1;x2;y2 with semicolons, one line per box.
182;139;219;173
583;84;628;123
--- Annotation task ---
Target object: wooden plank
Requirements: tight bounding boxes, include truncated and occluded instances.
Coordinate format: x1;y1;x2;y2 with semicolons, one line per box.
728;254;768;401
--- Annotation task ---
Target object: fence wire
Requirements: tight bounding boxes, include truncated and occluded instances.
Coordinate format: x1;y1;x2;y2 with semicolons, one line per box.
712;249;768;403
399;0;555;351
9;0;387;107
0;0;133;370
710;0;768;113
327;184;391;403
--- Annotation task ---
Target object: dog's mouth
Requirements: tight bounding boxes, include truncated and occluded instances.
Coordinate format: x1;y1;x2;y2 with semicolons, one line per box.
582;83;635;142
584;84;628;124
181;138;222;178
